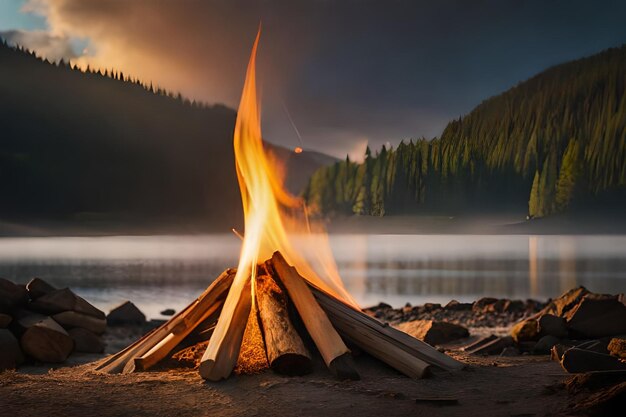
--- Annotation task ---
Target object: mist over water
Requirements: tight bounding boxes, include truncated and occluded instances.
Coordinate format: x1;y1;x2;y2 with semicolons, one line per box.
0;234;624;319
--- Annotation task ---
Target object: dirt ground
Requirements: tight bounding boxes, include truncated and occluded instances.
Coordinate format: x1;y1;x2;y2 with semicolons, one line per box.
0;347;582;417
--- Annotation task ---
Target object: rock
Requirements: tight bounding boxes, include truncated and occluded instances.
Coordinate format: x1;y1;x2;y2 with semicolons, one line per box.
19;315;74;363
52;311;107;334
500;346;520;356
68;328;105;353
29;288;105;319
538;314;568;338
0;328;24;370
472;297;498;313
608;337;626;359
25;277;57;300
575;339;609;354
511;318;539;343
160;308;175;316
539;286;590;317
533;335;561;354
444;300;472;311
468;336;514;355
565;296;626;338
561;347;626;373
0;278;29;313
397;320;469;346
502;299;525;313
107;301;146;325
422;303;442;312
0;313;12;328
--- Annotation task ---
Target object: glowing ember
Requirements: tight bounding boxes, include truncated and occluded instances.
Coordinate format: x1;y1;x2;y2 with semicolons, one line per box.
294;147;303;154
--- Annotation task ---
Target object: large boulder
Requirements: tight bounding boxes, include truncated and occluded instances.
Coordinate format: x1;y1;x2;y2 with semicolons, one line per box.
68;328;105;353
511;318;539;343
561;348;626;373
107;301;146;326
0;328;24;370
29;288;104;319
0;278;29;313
538;314;568;338
25;277;57;300
565;296;626;338
52;311;107;335
397;320;469;346
539;286;590;318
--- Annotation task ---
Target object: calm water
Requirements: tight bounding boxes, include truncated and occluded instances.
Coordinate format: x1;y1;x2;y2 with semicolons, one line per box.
0;234;625;319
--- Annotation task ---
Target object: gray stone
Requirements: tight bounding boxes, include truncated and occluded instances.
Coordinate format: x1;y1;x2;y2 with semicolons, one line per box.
52;311;107;334
538;314;568;338
566;296;626;338
0;328;24;370
0;278;29;313
160;308;175;316
29;288;105;319
25;277;57;300
107;301;146;325
397;319;469;346
68;327;104;353
533;335;561;354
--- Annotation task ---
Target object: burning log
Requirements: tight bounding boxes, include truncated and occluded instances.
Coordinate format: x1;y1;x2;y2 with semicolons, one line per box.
96;269;235;374
199;279;252;380
308;284;465;378
270;252;359;380
255;273;312;376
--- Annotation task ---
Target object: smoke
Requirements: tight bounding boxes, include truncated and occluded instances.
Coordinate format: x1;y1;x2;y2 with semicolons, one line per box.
0;29;77;61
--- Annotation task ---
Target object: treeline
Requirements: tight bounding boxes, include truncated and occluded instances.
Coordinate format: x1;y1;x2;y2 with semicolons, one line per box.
304;45;626;217
0;40;330;233
2;39;212;110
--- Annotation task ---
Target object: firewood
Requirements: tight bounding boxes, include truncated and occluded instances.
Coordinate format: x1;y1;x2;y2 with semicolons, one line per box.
200;279;252;380
19;315;74;363
25;277;56;300
309;284;465;378
52;311;107;335
96;269;235;373
269;252;359;380
256;274;312;376
29;288;104;319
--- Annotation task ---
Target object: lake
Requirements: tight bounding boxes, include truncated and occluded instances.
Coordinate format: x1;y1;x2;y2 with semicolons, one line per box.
0;234;625;319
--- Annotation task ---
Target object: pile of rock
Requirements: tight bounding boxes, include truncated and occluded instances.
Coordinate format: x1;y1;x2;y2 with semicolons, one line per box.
502;287;626;372
0;277;106;370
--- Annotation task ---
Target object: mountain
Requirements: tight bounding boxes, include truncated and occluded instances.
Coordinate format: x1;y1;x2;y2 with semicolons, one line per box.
304;45;626;218
0;41;334;234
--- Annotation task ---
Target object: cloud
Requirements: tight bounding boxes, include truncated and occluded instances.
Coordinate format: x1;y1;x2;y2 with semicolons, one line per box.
0;29;77;61
9;0;626;157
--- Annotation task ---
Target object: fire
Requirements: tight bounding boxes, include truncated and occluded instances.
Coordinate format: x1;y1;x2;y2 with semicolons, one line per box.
206;28;357;365
294;147;303;154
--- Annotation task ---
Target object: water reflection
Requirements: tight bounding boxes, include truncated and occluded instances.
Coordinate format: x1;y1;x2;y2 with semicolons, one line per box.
0;234;625;317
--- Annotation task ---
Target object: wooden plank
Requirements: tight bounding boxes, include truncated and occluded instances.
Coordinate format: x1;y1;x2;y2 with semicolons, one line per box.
309;284;465;376
256;273;312;376
270;252;359;380
199;280;252;380
95;269;235;374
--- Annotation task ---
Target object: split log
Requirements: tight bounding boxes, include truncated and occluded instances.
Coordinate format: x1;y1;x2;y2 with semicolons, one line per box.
26;277;56;300
0;278;29;313
199;279;252;380
309;284;465;378
19;315;74;362
269;252;359;380
256;273;312;376
52;311;107;335
96;269;235;374
561;347;626;373
0;328;24;370
29;288;104;319
68;328;105;353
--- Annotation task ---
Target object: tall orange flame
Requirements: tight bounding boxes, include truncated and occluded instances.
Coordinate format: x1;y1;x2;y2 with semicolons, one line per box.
229;28;357;307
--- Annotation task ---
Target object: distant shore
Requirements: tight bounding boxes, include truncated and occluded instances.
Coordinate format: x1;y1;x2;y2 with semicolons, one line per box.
1;212;626;237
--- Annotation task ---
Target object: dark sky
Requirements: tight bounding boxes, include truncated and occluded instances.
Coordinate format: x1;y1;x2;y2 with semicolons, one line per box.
2;0;626;159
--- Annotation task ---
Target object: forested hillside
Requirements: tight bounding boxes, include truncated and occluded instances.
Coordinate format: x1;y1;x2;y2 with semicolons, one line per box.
0;40;331;233
304;45;626;218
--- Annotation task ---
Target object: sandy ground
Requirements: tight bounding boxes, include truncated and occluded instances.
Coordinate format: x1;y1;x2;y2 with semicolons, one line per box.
0;343;580;417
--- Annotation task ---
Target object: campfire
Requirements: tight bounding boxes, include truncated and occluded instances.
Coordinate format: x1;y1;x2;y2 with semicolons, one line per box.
96;30;463;380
